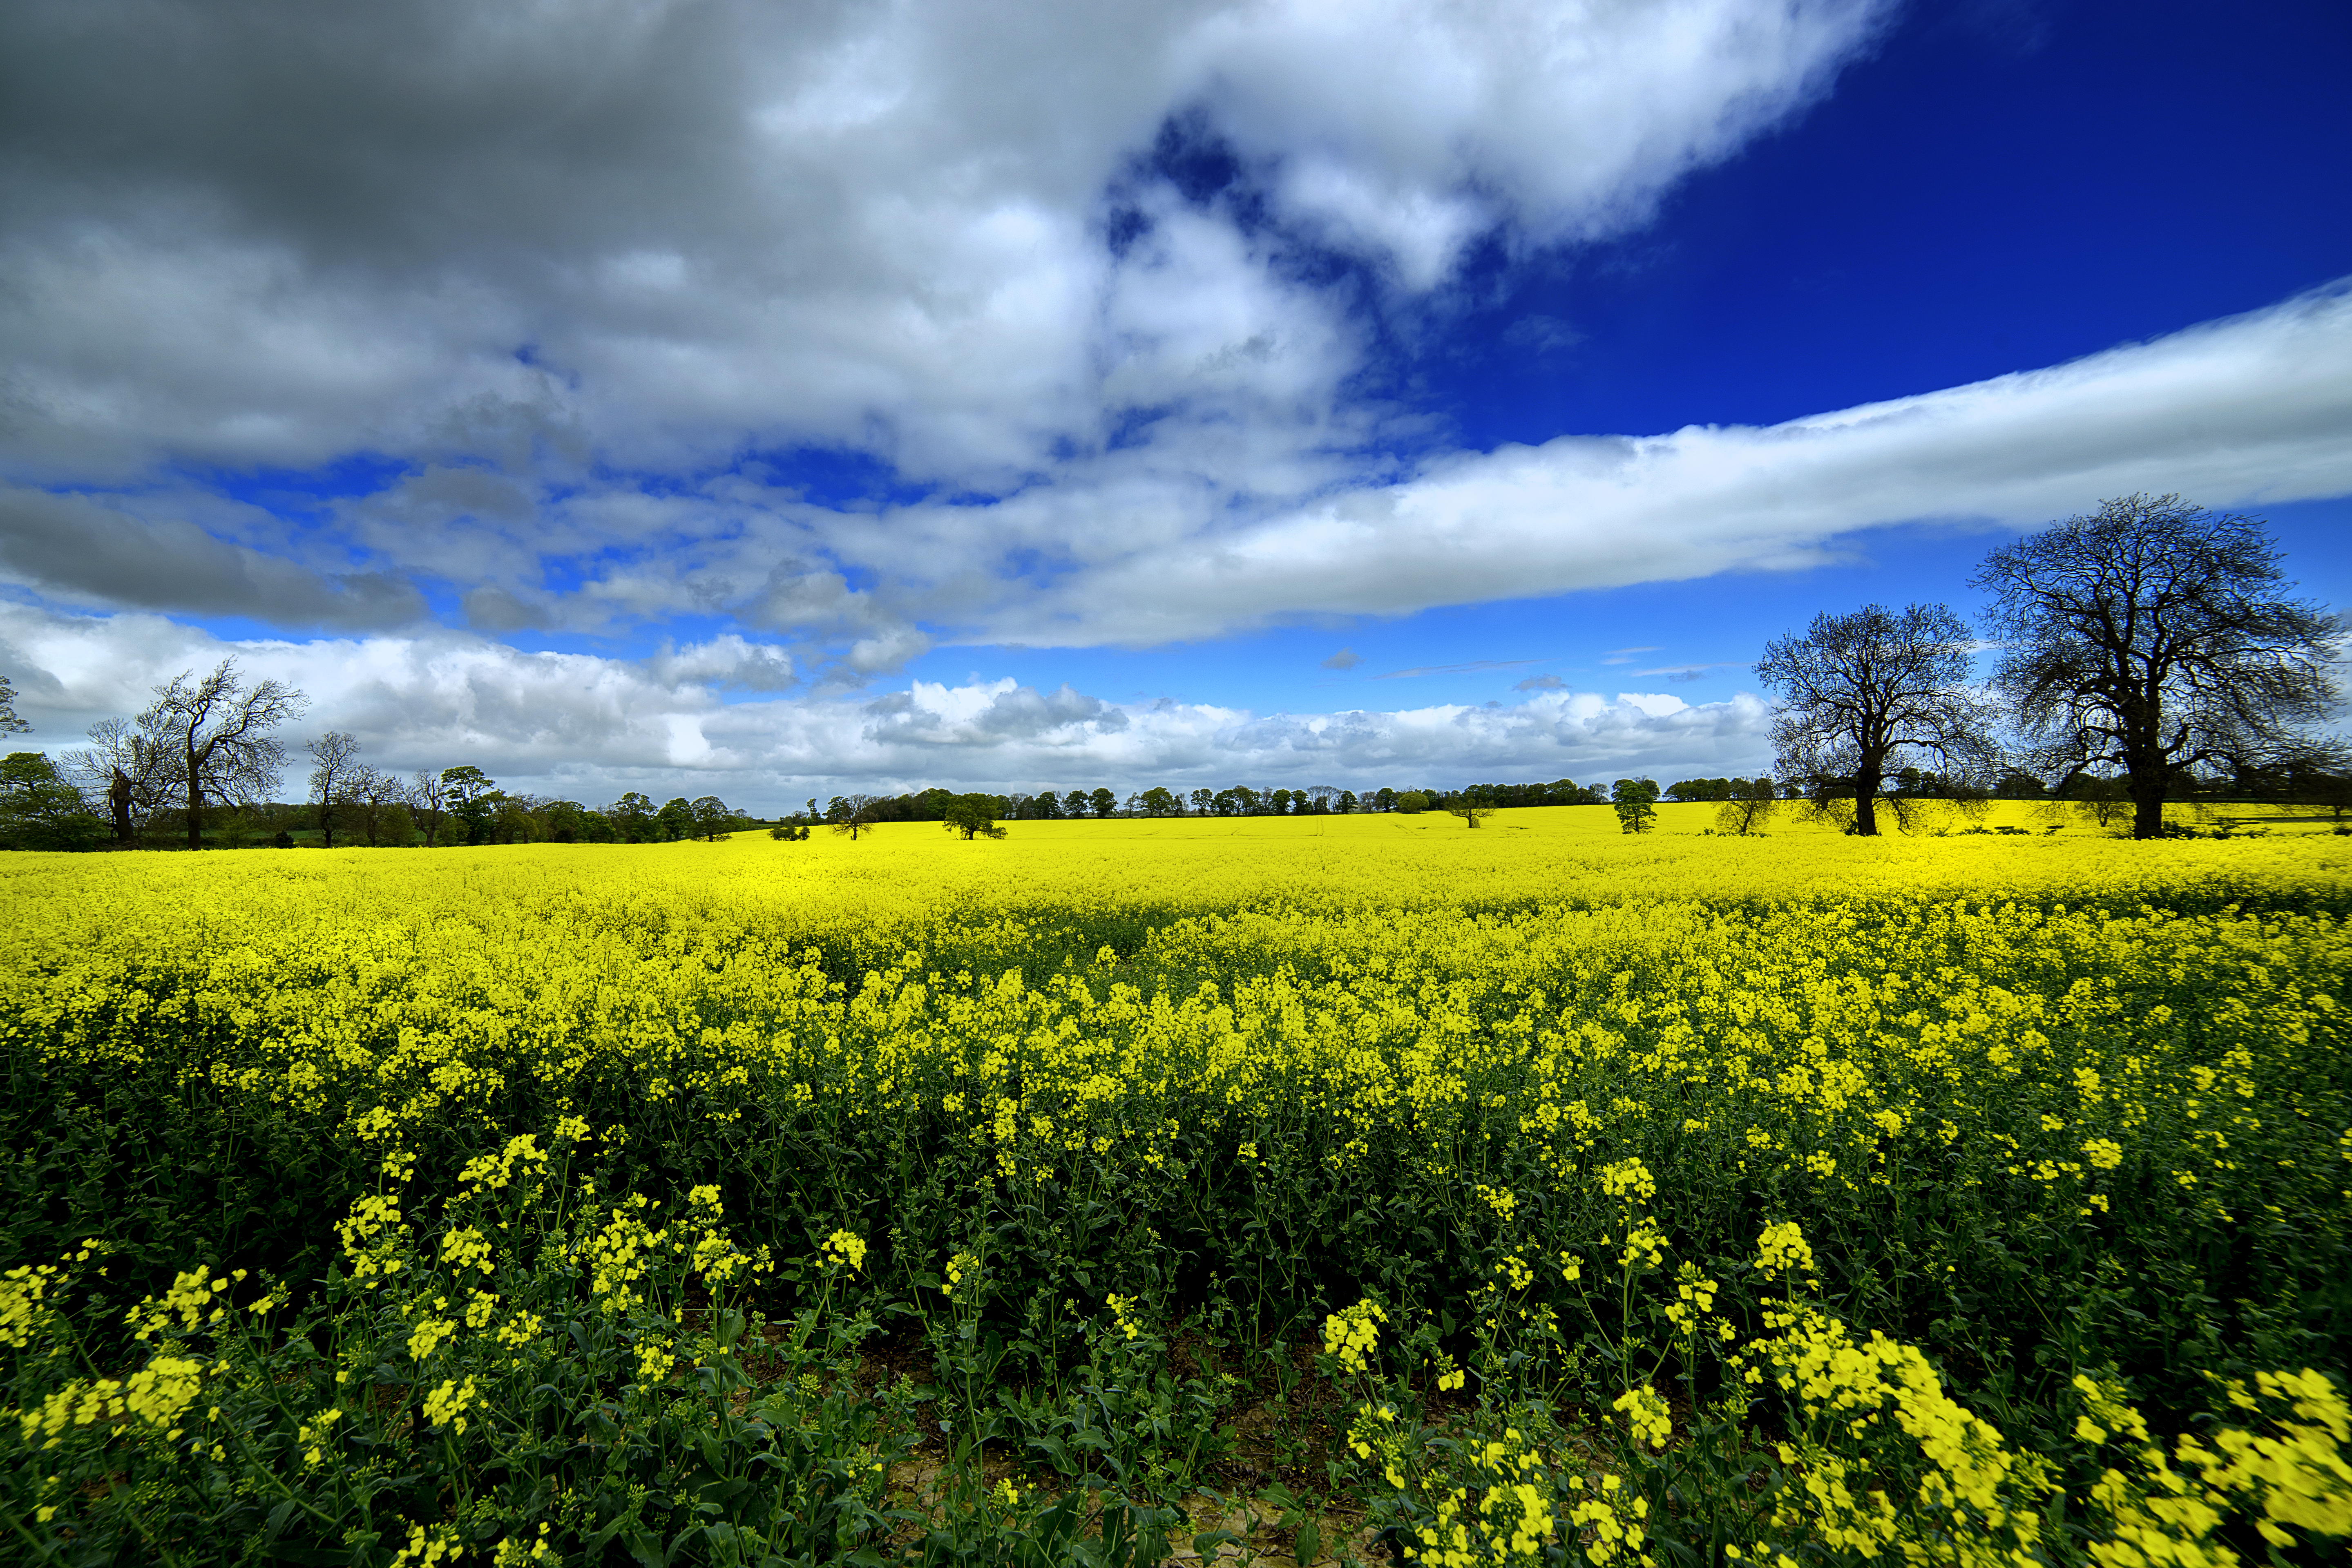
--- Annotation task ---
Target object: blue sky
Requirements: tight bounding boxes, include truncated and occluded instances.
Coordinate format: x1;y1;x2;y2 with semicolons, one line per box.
2;0;2347;807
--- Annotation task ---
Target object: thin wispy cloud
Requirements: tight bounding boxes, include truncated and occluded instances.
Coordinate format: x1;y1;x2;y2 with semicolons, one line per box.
1375;658;1543;681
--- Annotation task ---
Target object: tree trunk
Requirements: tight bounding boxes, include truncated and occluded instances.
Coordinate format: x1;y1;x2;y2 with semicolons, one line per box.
109;768;134;843
185;748;205;849
2132;782;2166;840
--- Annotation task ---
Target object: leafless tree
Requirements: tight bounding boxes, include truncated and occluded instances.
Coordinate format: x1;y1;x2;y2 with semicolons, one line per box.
307;731;364;848
67;716;173;844
1756;602;1996;837
344;766;411;846
138;661;307;850
407;770;449;847
1975;495;2342;840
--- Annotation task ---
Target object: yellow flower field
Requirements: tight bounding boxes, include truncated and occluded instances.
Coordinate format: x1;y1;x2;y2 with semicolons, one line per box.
3;814;2348;1564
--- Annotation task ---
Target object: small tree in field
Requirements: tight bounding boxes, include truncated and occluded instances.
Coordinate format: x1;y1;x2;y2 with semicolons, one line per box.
940;794;1009;840
1446;788;1497;828
1612;778;1658;834
1714;777;1779;836
830;794;882;840
1755;602;1994;837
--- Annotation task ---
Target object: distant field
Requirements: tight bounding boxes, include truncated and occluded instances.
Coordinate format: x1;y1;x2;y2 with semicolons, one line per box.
5;822;2349;1564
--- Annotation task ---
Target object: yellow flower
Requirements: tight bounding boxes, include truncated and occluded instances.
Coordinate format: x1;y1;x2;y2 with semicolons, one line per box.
822;1229;867;1274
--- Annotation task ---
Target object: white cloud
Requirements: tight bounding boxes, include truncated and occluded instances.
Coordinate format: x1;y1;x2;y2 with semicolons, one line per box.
0;0;1884;490
6;0;2346;678
0;602;1773;804
0;0;1890;666
975;281;2352;644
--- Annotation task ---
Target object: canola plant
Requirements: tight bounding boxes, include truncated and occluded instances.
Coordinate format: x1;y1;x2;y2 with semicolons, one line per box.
3;811;2349;1564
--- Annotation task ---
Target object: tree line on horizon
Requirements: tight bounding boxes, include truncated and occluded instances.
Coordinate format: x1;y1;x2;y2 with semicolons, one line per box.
2;495;2344;851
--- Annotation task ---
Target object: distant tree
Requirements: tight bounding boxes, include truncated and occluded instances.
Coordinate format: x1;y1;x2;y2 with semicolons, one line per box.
535;798;583;843
1612;778;1659;834
1394;790;1429;815
941;793;1009;840
1374;788;1397;812
1993;766;2048;800
1088;787;1116;819
0;674;31;735
1756;602;1995;837
139;661;308;850
346;767;410;846
440;766;496;845
1446;796;1496;828
655;797;696;841
306;731;364;849
1975;494;2343;840
1138;786;1180;818
408;770;449;846
489;793;537;844
768;822;810;841
67;716;171;844
213;803;266;850
1713;777;1779;836
829;794;882;841
0;752;106;851
1187;788;1213;816
2059;773;2135;831
689;796;734;840
1337;790;1359;813
605;791;655;843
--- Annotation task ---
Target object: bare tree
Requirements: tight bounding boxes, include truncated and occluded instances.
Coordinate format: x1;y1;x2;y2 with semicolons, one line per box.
67;716;173;844
345;766;411;846
307;731;364;849
407;769;449;847
1975;494;2342;840
138;661;307;850
1756;602;1995;837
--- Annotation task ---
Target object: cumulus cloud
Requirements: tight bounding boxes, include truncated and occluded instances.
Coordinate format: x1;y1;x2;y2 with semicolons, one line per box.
0;602;1773;804
0;0;1917;660
0;0;1885;483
